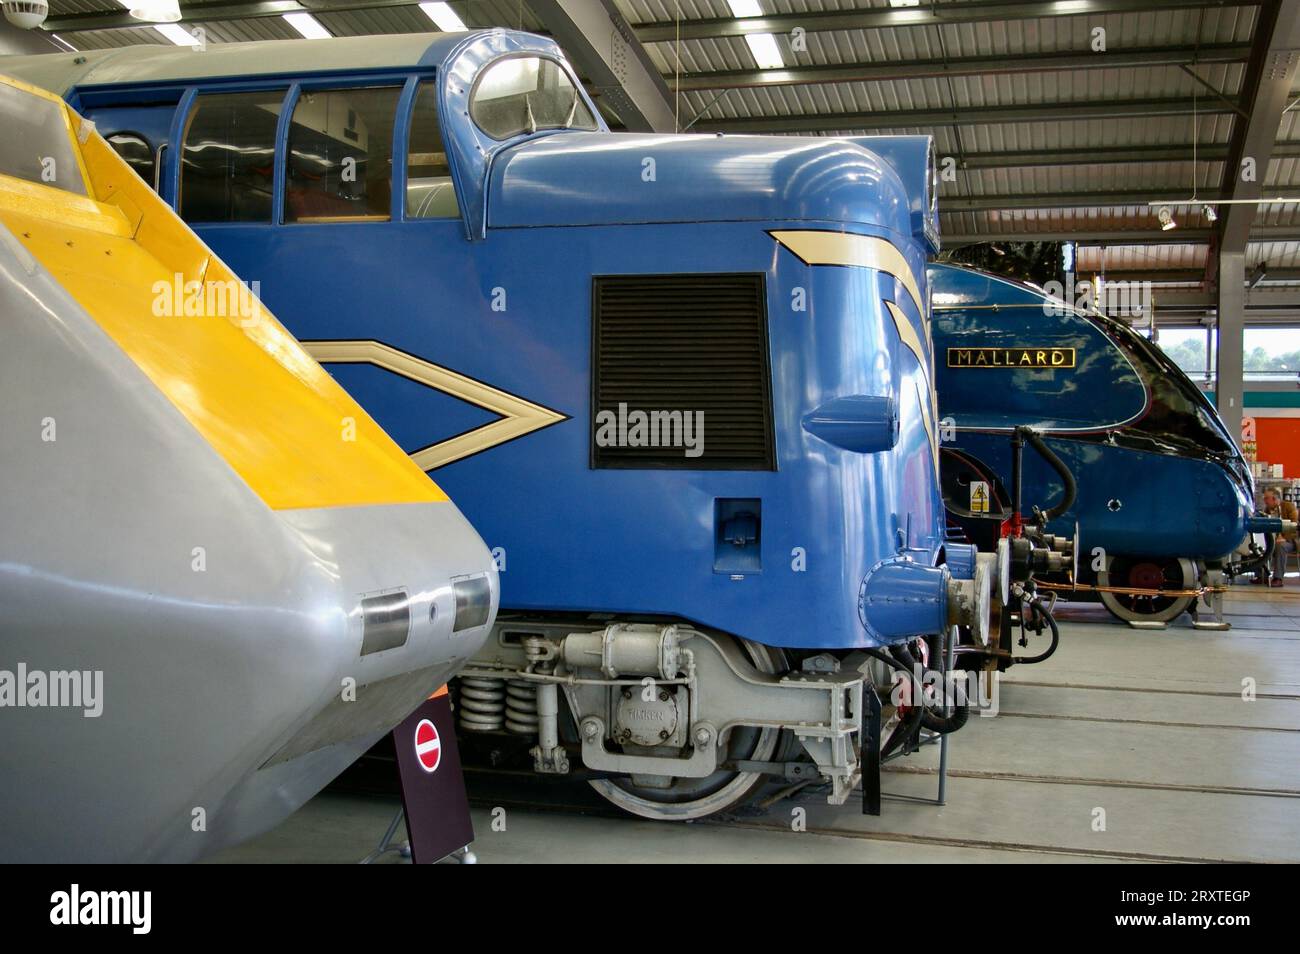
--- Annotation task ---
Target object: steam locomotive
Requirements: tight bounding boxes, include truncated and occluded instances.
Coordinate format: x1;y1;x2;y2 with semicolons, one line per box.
930;262;1282;625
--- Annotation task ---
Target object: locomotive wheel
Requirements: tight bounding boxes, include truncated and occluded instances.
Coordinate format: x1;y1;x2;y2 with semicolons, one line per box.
1098;555;1197;624
587;638;789;821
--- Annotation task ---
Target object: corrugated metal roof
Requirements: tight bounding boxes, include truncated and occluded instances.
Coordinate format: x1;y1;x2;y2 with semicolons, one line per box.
643;10;1255;76
44;0;544;49
1248;242;1300;268
313;7;438;38
46;0;118;14
20;0;1297;302
1078;243;1207;270
669;64;1246;126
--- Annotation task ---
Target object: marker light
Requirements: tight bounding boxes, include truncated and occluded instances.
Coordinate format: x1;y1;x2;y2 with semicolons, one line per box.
452;576;492;632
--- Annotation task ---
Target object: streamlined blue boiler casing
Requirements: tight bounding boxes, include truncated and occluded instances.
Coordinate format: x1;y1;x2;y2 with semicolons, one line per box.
930;263;1255;561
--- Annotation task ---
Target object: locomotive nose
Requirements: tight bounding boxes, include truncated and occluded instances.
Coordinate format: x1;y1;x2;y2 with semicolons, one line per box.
282;499;498;674
255;498;498;770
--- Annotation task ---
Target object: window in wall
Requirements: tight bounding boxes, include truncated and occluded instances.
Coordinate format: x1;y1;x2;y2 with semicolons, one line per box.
106;132;155;186
1244;327;1300;376
0;81;85;195
1153;327;1211;378
406;81;459;219
284;86;400;223
180;91;282;223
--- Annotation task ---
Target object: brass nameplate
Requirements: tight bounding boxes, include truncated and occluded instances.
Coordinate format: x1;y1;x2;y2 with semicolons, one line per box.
947;347;1075;369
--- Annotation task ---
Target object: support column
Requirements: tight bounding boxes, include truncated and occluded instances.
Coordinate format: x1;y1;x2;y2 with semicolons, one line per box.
1215;250;1245;449
529;0;678;133
1208;0;1300;454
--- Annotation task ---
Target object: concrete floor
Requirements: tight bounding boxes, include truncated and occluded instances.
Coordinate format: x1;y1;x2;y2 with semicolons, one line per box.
212;577;1300;864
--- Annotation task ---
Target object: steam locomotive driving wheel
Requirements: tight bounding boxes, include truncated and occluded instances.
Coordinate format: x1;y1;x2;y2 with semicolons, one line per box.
1097;555;1197;624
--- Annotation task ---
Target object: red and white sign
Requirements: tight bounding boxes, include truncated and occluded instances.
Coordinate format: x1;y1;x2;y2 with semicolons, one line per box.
393;694;473;863
414;718;441;773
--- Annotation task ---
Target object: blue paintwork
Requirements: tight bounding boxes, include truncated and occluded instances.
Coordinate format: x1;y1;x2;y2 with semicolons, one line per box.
489;132;912;234
857;558;949;643
1246;515;1287;533
945;542;978;581
846;137;938;253
327;363;501;453
932;264;1149;432
60;30;949;650
931;263;1255;561
802;395;899;454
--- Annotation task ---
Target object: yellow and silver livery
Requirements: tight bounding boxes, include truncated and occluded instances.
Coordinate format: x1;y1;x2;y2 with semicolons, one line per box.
0;75;498;862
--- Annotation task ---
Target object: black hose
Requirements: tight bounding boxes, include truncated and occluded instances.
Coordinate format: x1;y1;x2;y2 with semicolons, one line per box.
922;685;970;734
1231;535;1272;578
1022;428;1078;522
1011;598;1061;665
893;642;969;735
865;648;925;757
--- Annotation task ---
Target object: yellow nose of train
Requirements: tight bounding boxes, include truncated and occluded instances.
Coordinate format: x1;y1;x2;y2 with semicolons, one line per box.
0;75;498;862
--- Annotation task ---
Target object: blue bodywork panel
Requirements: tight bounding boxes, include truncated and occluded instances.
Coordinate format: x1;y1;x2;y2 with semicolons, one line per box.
52;30;949;649
488;132;913;233
930;263;1254;561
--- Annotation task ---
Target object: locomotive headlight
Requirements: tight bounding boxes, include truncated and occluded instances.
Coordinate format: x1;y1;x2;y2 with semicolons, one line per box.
452;575;492;632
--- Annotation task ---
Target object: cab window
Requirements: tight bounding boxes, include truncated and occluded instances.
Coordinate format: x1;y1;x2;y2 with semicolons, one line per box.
180;90;282;223
106;132;155;186
0;82;86;195
284;86;400;223
469;56;597;141
406;81;459;219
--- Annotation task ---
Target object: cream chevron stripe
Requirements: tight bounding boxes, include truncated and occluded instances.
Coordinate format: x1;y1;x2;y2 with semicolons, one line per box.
303;340;568;471
769;229;926;324
770;228;938;474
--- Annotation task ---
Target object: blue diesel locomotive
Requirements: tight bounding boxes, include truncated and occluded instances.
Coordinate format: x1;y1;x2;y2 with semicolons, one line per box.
930;263;1281;625
6;30;998;819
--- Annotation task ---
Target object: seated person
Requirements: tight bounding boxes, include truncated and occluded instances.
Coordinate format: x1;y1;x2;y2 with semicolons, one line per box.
1262;488;1299;587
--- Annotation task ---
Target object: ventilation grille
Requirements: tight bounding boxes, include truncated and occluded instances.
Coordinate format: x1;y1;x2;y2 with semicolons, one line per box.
591;274;776;470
